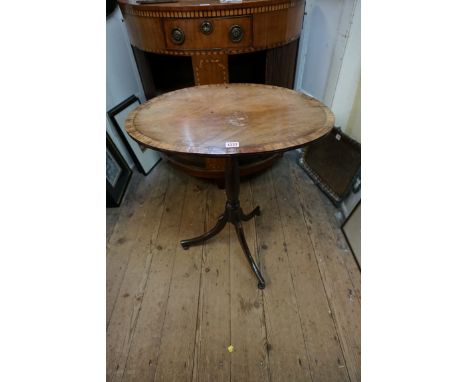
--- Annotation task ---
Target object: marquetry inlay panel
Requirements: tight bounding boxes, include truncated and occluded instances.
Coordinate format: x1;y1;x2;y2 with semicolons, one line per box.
192;55;229;85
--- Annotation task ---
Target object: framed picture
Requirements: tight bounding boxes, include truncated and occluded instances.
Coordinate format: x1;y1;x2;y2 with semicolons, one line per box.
298;127;361;206
341;201;361;269
107;133;133;207
107;95;160;175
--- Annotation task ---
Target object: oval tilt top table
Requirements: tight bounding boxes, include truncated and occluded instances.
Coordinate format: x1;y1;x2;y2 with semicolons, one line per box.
126;84;334;288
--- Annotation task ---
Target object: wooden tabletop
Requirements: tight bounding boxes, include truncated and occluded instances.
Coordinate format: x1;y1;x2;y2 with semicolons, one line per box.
125;84;334;156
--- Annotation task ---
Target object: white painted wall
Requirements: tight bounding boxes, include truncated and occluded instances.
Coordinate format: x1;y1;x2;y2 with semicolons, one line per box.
329;0;360;135
106;7;146;168
295;0;358;103
296;0;360;136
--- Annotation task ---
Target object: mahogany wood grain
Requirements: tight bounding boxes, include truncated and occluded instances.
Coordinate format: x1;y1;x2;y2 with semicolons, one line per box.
118;0;304;55
163;16;253;51
164;152;282;179
265;38;298;88
131;46;159;99
125;84;334;156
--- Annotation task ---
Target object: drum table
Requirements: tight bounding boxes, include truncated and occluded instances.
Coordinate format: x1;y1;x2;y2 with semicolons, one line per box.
125;84;334;289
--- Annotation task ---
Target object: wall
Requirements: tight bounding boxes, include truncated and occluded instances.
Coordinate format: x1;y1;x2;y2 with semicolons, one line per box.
346;78;361;142
295;0;360;137
295;0;358;102
328;0;360;138
106;7;146;168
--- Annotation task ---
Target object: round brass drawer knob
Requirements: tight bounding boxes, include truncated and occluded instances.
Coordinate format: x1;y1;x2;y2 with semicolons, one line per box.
200;20;213;35
171;27;185;45
229;25;244;43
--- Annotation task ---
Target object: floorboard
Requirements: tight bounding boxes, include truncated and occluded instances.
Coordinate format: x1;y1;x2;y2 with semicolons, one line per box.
106;169;162;327
106;154;361;381
106;172;142;245
230;183;270;382
107;165;170;382
272;157;350;381
121;168;188;382
251;170;313;381
290;155;361;382
193;185;231;382
152;177;208;382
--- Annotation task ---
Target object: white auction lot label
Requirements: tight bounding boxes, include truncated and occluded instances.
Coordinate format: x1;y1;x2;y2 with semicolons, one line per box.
225;142;240;148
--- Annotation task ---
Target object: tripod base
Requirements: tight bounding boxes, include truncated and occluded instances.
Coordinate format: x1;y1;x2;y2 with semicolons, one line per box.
180;202;265;289
180;157;265;289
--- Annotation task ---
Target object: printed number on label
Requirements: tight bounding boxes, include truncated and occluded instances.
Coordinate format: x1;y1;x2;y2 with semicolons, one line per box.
225;142;240;148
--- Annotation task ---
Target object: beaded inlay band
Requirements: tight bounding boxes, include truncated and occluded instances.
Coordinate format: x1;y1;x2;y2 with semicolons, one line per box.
132;35;299;56
121;1;298;19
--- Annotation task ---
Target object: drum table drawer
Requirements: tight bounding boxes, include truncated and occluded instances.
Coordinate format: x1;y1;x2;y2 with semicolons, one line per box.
163;16;252;51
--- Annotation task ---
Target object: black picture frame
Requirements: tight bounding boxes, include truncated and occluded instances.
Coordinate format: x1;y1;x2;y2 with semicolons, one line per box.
107;133;133;208
106;0;117;17
298;127;361;206
107;95;160;175
341;201;361;270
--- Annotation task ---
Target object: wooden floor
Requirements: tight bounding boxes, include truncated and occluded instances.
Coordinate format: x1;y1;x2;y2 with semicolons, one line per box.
107;151;361;382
